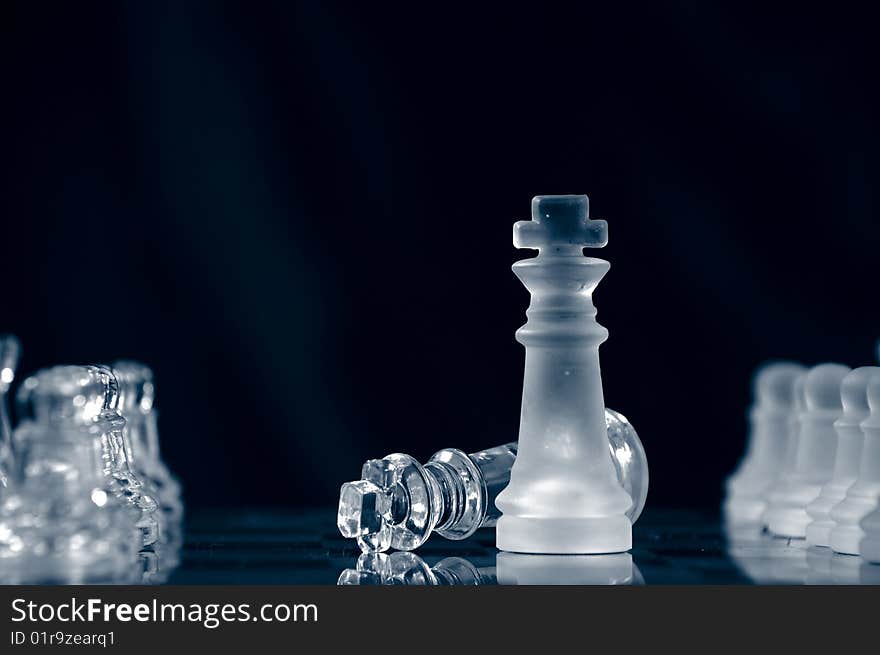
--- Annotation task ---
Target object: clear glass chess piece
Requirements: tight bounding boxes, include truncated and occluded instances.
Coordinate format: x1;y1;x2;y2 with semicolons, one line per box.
113;361;184;574
0;335;22;489
15;365;160;547
114;365;183;519
337;407;648;553
338;552;497;585
0;365;143;583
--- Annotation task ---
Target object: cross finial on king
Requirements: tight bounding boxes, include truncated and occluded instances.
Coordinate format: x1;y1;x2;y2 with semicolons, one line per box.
513;194;608;253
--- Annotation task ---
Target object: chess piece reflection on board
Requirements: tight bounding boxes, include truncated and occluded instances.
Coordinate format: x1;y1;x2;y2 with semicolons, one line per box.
725;346;880;564
337;551;643;586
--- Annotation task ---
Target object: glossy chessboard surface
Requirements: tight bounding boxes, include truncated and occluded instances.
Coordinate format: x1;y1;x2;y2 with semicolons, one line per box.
163;508;880;585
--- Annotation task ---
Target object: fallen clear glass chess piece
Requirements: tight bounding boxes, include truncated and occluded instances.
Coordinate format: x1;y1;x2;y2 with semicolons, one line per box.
337;408;648;553
497;194;633;554
0;365;144;583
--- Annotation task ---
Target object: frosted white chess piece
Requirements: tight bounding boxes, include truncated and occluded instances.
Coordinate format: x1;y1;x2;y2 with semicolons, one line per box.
760;371;807;528
495;195;633;554
763;363;850;538
113;362;184;531
724;362;805;525
830;368;880;554
805;367;877;547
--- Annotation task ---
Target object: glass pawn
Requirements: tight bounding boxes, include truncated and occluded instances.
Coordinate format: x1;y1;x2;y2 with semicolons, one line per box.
113;361;183;576
337;408;648;553
113;364;183;526
0;365;142;583
16;365;160;546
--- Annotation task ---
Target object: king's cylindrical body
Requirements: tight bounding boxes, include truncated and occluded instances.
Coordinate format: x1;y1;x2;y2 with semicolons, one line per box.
496;249;632;553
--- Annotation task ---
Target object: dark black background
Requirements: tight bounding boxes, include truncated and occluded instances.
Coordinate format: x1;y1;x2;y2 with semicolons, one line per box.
2;1;878;512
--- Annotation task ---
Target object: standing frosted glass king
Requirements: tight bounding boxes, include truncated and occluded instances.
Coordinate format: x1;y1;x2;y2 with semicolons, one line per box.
495;195;633;554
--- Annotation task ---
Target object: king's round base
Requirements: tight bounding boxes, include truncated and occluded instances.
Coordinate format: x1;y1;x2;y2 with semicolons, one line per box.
496;515;631;554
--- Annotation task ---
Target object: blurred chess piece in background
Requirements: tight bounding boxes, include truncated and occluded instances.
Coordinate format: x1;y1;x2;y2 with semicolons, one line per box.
762;364;850;538
830;369;880;555
0;361;182;584
806;367;877;547
724;362;805;526
725;341;880;573
113;361;184;575
0;365;143;583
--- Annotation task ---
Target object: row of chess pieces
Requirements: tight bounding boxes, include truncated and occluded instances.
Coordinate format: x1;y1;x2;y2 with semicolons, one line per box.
725;347;880;564
0;334;182;584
